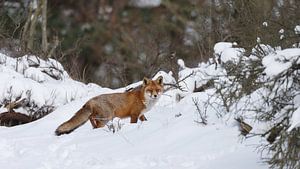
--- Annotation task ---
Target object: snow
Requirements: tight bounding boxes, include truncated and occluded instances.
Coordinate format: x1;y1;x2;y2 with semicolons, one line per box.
257;37;261;43
214;42;233;56
177;59;186;69
153;71;176;85
262;48;300;76
279;28;284;34
213;42;244;63
0;52;268;169
295;25;300;35
288;107;300;132
129;0;161;8
32;0;38;9
262;22;268;27
0;92;266;169
24;67;46;82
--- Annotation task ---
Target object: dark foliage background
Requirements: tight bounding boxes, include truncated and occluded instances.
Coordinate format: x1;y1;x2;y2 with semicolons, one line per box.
0;0;299;88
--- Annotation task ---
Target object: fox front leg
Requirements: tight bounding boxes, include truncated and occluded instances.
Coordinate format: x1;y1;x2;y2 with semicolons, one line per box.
130;115;138;123
139;114;147;121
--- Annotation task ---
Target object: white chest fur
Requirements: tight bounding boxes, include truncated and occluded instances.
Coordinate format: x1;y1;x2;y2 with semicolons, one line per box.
141;96;159;115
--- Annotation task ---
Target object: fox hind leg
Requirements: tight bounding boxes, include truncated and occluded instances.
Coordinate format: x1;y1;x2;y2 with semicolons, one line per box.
89;113;107;128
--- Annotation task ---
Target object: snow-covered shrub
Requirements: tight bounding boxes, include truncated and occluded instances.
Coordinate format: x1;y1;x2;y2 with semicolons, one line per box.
0;53;103;126
211;42;300;169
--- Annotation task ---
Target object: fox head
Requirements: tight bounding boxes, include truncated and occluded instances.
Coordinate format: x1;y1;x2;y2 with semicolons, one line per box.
143;76;164;100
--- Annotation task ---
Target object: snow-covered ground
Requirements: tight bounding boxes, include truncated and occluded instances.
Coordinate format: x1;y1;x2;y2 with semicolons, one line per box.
3;42;298;169
0;93;267;169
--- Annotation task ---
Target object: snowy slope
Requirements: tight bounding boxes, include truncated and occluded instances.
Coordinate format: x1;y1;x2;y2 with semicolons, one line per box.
0;93;266;169
0;53;112;114
0;52;269;169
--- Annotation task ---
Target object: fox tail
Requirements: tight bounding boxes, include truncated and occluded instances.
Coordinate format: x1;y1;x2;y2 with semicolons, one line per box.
55;104;92;136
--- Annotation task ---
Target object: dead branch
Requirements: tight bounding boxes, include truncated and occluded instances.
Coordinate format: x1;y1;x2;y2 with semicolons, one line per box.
235;117;253;136
193;79;214;92
192;97;207;125
164;71;195;92
4;98;28;112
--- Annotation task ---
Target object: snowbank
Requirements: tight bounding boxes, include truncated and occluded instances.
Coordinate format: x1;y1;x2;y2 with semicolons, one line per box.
0;53;109;115
0;51;269;169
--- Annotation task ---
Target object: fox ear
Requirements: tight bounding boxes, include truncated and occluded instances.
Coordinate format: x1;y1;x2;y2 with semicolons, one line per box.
156;76;163;85
143;77;150;86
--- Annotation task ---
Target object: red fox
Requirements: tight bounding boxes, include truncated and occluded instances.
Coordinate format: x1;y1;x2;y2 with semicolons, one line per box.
55;76;163;136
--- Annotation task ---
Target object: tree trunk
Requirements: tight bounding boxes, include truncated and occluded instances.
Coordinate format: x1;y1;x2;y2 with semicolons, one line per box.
28;0;41;51
41;0;48;54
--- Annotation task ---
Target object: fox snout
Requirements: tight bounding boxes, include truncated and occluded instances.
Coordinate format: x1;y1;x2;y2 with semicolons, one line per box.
146;90;162;99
